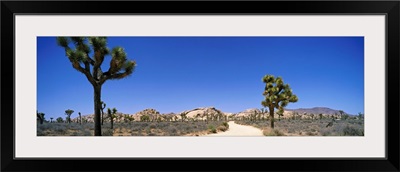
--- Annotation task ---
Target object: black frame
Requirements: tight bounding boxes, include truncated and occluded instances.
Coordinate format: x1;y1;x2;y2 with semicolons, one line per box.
1;1;399;171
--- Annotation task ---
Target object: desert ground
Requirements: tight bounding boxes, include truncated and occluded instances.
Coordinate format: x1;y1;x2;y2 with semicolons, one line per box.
37;107;364;136
202;121;263;136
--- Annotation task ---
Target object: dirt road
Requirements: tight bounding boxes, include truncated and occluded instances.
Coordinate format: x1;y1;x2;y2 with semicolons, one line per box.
202;121;264;136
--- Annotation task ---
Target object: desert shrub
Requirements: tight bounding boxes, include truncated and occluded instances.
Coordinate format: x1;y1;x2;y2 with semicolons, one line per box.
342;125;364;136
306;131;317;136
83;129;92;136
54;125;67;134
208;125;217;133
102;129;114;136
149;123;157;129
263;128;285;136
222;122;229;128
37;127;45;136
167;126;178;134
287;128;295;133
217;125;228;132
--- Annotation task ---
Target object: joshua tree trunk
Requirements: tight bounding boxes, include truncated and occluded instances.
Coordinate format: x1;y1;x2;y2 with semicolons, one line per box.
269;107;275;129
101;110;104;125
110;116;114;129
79;113;82;125
94;85;102;136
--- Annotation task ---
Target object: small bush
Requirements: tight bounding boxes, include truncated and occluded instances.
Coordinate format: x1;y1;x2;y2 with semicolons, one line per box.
102;129;114;136
149;123;156;129
342;125;364;136
217;125;228;132
208;125;217;133
222;122;229;128
263;128;285;136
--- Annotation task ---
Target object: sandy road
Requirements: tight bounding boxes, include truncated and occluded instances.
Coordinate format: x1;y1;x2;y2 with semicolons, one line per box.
202;121;264;136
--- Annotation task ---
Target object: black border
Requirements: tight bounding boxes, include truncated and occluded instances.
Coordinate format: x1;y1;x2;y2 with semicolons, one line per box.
1;1;399;172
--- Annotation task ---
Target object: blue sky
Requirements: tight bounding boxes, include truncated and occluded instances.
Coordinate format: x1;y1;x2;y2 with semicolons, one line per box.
37;37;364;119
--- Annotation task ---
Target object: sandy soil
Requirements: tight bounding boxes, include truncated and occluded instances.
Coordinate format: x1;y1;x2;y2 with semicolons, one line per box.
202;121;264;136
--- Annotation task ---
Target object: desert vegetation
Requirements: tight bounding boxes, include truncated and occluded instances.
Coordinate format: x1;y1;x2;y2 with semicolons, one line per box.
235;116;364;136
37;120;229;136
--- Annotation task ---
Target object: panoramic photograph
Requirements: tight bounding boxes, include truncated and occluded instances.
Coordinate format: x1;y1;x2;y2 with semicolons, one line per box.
37;36;364;136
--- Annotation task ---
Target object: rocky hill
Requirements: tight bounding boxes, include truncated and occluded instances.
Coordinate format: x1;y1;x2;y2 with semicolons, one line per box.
70;106;353;123
286;107;350;115
181;107;223;118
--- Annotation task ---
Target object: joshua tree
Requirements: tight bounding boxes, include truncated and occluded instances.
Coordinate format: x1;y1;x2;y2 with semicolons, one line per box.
358;112;364;120
101;101;106;125
326;118;335;127
261;75;298;128
37;111;45;124
78;112;82;125
277;111;283;121
57;37;136;136
292;112;297;120
310;113;315;120
65;109;74;123
342;113;350;120
107;107;117;129
319;113;323;120
56;117;64;123
338;110;345;119
50;117;53;123
260;108;268;120
180;112;187;122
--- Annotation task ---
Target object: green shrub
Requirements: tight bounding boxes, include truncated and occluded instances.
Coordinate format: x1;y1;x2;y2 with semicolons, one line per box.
217;125;228;132
222;122;229;128
208;125;217;133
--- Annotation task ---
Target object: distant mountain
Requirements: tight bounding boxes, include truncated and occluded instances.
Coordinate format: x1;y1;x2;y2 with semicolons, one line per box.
285;107;351;115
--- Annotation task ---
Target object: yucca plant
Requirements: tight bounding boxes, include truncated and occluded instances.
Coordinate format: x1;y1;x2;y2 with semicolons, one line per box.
78;112;82;125
261;75;298;128
107;107;118;129
57;37;136;136
65;109;74;123
101;101;106;125
37;111;45;124
56;117;64;123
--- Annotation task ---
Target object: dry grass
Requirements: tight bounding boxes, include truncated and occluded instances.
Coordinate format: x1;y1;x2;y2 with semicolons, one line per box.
235;118;364;136
37;121;229;136
262;127;285;136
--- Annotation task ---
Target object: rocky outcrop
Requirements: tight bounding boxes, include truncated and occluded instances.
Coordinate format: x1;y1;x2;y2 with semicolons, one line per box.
131;108;160;121
181;107;224;119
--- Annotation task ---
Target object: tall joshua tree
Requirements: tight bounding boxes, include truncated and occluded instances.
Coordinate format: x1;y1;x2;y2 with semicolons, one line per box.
101;101;106;125
37;111;45;124
78;112;82;125
65;109;74;123
108;107;117;129
50;117;53;123
57;37;136;136
338;110;344;119
261;75;298;128
358;112;364;120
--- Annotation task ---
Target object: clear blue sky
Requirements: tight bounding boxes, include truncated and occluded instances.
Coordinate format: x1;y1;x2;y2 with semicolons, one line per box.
37;37;364;119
